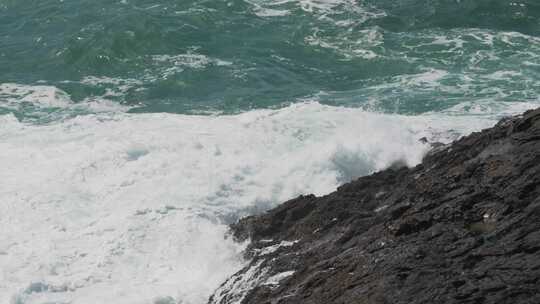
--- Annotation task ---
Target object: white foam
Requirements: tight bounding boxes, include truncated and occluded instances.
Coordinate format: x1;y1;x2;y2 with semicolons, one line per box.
263;271;295;286
399;69;449;87
361;68;452;95
247;0;386;22
439;100;539;117
79;76;144;98
247;0;386;60
484;70;522;80
248;0;354;15
304;27;382;60
255;240;299;256
0;102;523;304
0;83;72;109
151;54;232;69
0;83;132;116
295;0;375;15
210;260;268;304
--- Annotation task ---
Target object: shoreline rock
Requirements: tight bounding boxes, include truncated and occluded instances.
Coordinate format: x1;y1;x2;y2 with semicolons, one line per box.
209;108;540;304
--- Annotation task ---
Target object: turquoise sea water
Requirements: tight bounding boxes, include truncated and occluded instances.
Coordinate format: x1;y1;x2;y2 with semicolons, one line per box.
2;0;540;120
1;1;540;304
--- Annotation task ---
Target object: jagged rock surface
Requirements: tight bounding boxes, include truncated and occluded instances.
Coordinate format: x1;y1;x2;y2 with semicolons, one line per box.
209;108;540;304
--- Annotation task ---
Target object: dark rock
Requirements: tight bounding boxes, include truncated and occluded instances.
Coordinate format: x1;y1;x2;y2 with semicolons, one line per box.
209;108;540;304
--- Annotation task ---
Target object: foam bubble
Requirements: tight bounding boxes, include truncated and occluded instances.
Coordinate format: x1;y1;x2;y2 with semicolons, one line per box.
149;53;233;79
0;83;132;121
439;100;539;117
0;83;72;109
246;0;386;21
0;102;526;304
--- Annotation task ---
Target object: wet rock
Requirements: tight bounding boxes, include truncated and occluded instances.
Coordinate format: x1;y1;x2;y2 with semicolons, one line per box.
209;108;540;304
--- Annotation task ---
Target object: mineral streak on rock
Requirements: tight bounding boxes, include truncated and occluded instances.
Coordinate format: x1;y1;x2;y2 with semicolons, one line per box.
209;108;540;304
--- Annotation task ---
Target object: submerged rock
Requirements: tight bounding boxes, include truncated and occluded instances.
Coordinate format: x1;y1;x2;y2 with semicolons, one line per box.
209;108;540;304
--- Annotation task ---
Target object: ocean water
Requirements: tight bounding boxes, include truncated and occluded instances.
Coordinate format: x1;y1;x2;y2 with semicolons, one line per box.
1;1;539;303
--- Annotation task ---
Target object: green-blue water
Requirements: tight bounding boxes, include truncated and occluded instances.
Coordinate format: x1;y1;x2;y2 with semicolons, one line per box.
2;0;540;121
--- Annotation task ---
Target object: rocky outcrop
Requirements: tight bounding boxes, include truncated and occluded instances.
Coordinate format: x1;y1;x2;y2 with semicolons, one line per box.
209;108;540;304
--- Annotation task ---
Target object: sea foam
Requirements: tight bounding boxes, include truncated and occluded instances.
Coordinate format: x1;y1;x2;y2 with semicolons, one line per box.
0;102;532;304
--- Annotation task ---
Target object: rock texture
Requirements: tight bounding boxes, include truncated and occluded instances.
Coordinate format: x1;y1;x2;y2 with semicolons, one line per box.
209;108;540;304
